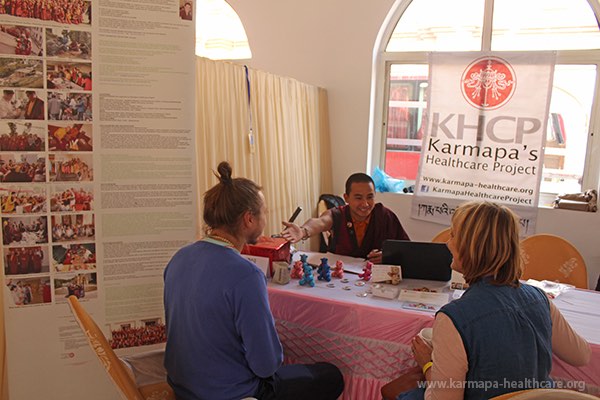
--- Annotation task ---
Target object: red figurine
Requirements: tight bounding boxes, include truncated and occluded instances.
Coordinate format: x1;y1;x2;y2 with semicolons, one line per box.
332;260;344;278
290;259;304;279
358;261;373;281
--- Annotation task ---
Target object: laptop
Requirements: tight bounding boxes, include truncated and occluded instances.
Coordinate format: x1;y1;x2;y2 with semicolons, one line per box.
382;240;453;281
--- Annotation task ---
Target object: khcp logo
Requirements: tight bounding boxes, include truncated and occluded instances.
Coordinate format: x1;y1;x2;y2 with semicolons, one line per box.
461;57;516;110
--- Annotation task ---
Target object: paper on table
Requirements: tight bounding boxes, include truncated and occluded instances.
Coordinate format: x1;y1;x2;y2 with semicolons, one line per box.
402;302;440;312
525;279;574;299
398;289;450;307
242;254;270;277
371;265;401;283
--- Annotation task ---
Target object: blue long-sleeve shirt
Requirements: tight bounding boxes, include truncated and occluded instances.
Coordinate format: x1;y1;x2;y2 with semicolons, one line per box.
164;240;283;400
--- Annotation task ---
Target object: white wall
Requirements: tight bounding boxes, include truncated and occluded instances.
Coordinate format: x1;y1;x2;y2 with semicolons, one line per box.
228;0;600;289
229;0;395;188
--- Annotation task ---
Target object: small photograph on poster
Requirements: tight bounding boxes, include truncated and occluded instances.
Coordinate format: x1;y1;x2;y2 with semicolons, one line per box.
50;213;95;243
0;25;44;56
53;272;97;302
48;123;93;151
0;1;91;25
0;57;43;88
46;61;91;91
0;185;47;214
49;153;93;182
0;89;45;120
179;0;193;21
2;215;48;245
5;276;52;307
110;318;167;349
45;28;91;61
0;153;46;182
0;120;45;151
47;91;91;121
52;242;95;272
49;185;93;212
4;245;49;275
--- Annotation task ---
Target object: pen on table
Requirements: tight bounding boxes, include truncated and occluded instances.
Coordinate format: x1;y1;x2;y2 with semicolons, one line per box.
271;207;302;238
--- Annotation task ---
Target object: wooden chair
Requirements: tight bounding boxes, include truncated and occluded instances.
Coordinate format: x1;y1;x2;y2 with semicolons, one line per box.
431;227;451;243
521;234;589;289
67;295;175;400
491;388;598;399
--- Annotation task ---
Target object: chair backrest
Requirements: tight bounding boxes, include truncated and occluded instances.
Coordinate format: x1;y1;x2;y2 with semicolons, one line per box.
491;388;598;399
317;194;345;252
521;234;588;289
431;227;451;243
67;295;145;400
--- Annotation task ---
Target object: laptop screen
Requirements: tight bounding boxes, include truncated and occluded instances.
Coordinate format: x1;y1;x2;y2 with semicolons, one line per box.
382;240;453;281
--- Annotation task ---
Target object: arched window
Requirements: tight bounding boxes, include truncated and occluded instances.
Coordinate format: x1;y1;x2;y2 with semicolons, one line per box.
195;0;252;60
369;0;600;200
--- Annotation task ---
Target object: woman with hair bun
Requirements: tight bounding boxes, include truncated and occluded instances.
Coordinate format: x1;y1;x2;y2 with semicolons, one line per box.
164;161;344;400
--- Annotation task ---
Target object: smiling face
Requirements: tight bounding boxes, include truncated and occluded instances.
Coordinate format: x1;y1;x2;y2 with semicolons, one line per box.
343;181;375;222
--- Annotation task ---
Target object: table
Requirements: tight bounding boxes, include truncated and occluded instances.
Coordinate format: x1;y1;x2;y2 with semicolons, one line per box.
268;275;600;400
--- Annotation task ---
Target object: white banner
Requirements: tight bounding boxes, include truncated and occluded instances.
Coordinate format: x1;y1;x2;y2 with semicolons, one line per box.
412;52;556;235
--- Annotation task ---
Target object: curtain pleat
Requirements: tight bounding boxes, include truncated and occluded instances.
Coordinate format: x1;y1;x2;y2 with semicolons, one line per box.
196;56;332;248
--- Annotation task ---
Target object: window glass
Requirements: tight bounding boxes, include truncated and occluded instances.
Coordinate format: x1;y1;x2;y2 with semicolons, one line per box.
380;0;600;196
196;0;252;60
541;65;596;193
383;63;597;195
386;0;484;52
492;0;600;50
385;64;428;180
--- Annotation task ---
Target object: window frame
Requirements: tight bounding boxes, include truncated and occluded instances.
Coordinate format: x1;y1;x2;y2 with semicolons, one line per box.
368;0;600;197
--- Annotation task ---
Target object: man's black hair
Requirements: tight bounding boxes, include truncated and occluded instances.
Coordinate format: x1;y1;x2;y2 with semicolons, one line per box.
345;173;375;194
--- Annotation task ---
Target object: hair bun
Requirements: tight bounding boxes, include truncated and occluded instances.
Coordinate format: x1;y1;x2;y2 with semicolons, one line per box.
217;161;233;184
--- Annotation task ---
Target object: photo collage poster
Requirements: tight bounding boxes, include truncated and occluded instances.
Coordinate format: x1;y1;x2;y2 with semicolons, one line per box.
0;1;197;398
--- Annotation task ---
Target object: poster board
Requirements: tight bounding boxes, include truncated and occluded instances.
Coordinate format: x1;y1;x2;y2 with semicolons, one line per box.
0;1;197;398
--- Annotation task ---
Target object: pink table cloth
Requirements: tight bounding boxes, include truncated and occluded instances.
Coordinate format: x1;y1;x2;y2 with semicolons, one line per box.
268;277;600;400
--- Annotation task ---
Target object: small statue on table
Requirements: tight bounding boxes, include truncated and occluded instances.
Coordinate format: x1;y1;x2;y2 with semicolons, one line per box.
299;256;315;287
358;261;373;281
331;260;344;279
317;257;331;282
290;256;305;279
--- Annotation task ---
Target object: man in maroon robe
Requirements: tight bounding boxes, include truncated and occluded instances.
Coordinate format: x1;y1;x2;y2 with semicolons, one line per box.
18;248;30;274
7;250;19;275
282;173;409;263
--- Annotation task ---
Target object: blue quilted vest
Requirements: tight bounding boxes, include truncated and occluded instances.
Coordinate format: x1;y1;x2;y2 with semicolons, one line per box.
439;277;553;399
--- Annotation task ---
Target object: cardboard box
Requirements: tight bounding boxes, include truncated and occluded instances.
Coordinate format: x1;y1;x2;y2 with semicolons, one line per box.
242;236;291;277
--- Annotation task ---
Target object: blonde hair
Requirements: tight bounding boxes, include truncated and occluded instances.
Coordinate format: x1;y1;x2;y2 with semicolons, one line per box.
451;201;522;286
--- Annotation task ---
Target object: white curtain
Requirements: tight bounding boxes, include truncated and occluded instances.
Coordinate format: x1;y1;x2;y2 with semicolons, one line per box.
196;56;332;247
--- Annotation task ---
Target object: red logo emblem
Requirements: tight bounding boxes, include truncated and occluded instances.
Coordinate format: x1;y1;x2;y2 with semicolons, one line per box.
461;57;516;110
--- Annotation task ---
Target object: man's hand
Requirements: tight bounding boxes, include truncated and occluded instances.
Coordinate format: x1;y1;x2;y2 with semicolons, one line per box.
281;222;303;243
366;249;382;264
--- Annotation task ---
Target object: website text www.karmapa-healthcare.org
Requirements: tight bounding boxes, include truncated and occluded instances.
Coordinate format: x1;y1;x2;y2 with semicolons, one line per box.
418;378;586;392
420;177;534;206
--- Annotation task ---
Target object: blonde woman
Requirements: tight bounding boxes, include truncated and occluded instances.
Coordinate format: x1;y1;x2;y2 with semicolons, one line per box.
402;201;590;400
